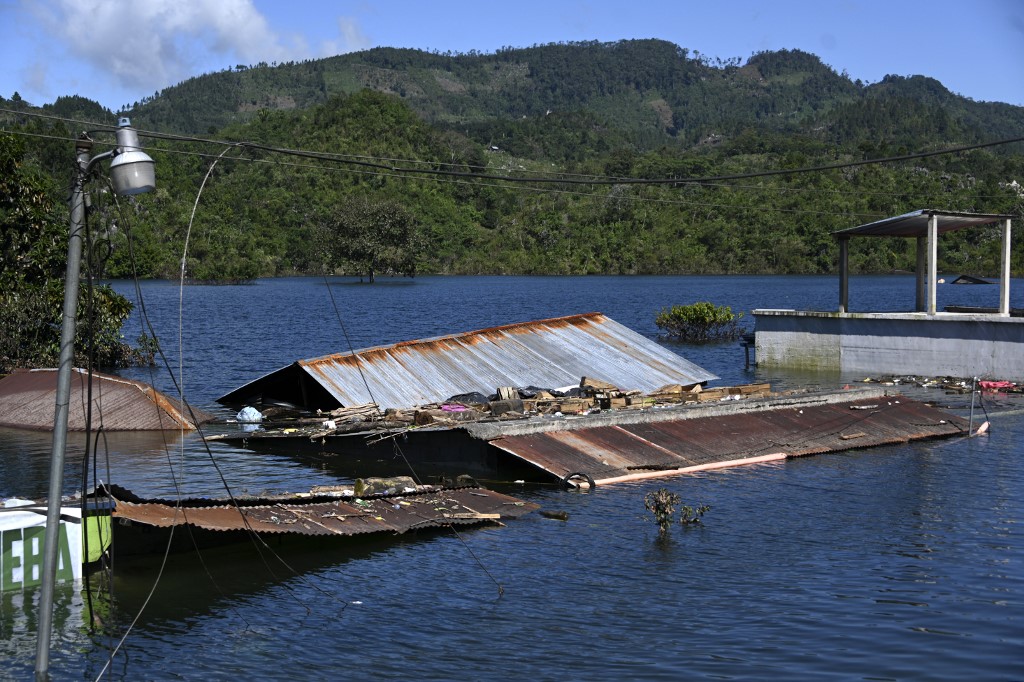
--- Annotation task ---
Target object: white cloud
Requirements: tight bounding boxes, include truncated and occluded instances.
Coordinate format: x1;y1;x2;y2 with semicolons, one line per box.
319;16;372;58
30;0;304;93
12;0;376;106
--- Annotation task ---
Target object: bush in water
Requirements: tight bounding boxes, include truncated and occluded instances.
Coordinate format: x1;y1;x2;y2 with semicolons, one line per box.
655;301;744;343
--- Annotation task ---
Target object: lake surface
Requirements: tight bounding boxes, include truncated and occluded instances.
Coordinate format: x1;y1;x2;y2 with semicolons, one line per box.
2;275;1022;680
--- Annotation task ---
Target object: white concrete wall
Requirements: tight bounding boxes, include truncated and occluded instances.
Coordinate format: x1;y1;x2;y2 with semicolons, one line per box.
753;310;1024;380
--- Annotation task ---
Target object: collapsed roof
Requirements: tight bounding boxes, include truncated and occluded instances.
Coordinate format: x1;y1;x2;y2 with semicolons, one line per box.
0;368;212;431
218;313;719;411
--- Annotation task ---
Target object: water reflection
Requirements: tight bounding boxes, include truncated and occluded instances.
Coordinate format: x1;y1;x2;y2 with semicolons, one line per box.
0;427;189;499
1;276;1021;680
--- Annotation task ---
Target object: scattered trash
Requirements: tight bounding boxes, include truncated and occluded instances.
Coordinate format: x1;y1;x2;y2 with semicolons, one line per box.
354;476;418;497
857;375;1021;395
236;406;263;423
212;379;778;444
447;391;490;405
979;380;1016;391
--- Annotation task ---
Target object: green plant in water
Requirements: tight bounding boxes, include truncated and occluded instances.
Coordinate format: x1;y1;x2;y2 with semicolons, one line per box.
680;503;711;525
655;301;744;343
644;488;680;533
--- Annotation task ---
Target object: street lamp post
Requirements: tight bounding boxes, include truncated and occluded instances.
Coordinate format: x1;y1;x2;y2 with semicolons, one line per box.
35;118;154;678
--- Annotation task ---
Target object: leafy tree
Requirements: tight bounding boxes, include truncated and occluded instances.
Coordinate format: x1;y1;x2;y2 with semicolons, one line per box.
655;302;745;343
0;132;147;372
6;41;1024;281
315;196;426;282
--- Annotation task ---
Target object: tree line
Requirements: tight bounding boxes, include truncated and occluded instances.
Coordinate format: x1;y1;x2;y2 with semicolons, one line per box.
2;39;1023;371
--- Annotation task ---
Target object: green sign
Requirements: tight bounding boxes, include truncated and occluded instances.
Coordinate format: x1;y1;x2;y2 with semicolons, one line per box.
1;523;75;591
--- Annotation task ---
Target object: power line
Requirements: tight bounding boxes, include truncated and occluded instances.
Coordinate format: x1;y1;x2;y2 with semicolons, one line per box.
3;107;1020;224
5;104;1023;189
0;128;1005;222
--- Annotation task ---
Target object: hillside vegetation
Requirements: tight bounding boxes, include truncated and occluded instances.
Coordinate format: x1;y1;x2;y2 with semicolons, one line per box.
2;39;1022;282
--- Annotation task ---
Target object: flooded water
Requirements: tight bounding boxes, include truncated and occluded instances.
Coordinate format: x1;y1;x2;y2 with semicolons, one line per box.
2;275;1022;680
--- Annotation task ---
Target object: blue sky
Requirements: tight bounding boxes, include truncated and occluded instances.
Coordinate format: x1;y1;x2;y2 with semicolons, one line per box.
2;0;1023;113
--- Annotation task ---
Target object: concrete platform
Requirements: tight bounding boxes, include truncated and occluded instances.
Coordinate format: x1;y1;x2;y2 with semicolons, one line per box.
754;309;1024;380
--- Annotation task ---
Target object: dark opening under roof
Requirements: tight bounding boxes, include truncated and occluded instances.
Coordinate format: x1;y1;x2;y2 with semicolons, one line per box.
833;209;1012;238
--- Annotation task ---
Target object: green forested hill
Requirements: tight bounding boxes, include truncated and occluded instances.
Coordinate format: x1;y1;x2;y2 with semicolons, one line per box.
122;40;1024;155
1;40;1022;281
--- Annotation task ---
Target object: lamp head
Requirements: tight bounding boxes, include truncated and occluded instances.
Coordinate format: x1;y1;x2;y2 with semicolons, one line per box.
108;117;155;195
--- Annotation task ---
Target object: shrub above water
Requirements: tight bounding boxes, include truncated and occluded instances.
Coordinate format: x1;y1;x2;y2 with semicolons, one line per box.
655;301;745;343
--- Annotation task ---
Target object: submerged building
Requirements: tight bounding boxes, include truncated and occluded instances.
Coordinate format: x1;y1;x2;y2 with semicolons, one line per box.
753;210;1023;380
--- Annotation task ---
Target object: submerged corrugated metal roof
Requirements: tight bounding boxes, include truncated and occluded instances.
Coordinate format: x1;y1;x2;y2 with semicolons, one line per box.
0;368;213;431
219;313;718;410
107;485;537;536
486;394;968;486
833;209;1011;238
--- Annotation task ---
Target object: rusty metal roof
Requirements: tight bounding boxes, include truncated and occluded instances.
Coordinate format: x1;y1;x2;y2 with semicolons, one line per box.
106;484;537;536
486;395;968;486
0;368;213;431
218;313;718;411
833;209;1012;238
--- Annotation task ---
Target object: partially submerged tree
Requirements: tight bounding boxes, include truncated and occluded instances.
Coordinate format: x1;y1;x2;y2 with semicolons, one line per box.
316;196;425;283
644;488;711;534
644;488;680;534
655;301;745;343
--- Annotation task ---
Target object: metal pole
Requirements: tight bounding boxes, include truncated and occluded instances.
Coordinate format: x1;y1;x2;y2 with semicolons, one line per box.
36;122;150;677
838;236;849;313
915;236;926;312
927;213;938;315
999;218;1011;316
35;137;109;678
968;377;977;434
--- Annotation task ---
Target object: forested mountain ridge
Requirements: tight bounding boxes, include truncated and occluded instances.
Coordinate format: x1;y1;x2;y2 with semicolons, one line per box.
1;39;1022;284
99;40;1024;157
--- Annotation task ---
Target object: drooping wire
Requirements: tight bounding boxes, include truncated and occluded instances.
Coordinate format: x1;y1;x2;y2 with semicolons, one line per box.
320;275;507;596
91;153;365;678
166;144;340;594
100;151;353;606
6;104;1023;188
5;106;1024;222
107;174;258;626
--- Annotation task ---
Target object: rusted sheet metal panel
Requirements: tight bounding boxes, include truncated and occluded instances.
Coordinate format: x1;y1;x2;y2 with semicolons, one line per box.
833;209;1011;238
488;397;968;485
220;313;717;410
0;368;212;431
492;426;685;482
110;487;536;536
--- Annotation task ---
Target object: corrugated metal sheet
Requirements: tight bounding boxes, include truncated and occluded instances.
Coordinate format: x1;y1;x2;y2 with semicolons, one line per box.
488;396;969;486
833;209;1011;238
107;485;537;536
0;368;213;431
219;313;718;410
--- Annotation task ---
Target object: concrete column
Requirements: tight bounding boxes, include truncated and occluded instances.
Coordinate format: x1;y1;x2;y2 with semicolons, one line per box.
915;236;926;312
928;214;938;315
838;236;849;313
1000;218;1012;316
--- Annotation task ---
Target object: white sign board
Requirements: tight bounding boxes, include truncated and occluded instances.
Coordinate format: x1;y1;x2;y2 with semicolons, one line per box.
1;504;83;591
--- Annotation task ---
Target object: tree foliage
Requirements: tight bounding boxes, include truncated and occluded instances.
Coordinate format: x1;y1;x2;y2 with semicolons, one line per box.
655;302;745;343
0;132;147;372
315;196;425;282
2;41;1023;285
